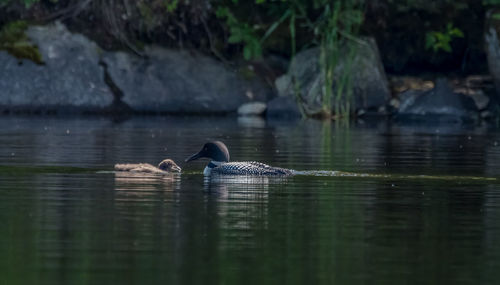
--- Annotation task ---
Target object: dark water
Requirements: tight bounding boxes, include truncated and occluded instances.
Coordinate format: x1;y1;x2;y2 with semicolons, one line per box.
1;116;500;284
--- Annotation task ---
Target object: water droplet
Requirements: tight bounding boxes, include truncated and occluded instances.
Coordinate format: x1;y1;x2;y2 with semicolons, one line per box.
11;152;15;156
66;129;70;134
468;136;472;140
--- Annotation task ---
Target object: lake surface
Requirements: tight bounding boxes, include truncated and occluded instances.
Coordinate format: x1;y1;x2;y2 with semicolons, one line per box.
1;115;500;284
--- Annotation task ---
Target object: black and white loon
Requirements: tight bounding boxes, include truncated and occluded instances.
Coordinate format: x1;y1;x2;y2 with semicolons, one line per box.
185;141;294;176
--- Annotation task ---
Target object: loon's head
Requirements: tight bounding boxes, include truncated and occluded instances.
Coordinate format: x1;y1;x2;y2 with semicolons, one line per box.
157;159;182;173
185;141;230;164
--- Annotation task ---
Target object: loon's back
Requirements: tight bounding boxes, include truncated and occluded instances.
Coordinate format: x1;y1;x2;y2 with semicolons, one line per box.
212;161;294;176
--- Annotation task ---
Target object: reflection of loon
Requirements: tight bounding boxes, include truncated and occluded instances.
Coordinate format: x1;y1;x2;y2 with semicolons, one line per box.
185;141;293;176
114;159;181;174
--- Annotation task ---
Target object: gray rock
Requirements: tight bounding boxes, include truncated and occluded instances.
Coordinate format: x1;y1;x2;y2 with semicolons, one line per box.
275;38;390;116
485;12;500;100
237;102;267;116
275;75;292;97
397;78;479;122
468;90;490;110
266;96;302;118
0;22;113;112
102;47;272;113
237;116;266;128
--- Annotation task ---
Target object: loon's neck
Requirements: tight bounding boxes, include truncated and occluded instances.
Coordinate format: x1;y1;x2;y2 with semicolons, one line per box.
203;160;225;176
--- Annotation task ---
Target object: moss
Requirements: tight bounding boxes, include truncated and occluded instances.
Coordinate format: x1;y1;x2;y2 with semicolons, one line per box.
0;20;43;64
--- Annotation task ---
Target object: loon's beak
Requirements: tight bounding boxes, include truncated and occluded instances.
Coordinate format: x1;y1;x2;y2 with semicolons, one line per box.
185;151;203;163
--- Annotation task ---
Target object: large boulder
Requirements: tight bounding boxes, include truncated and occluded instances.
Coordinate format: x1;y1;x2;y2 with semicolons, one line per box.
237;102;267;117
0;22;114;112
396;78;479;122
275;38;390;116
266;96;302;119
101;47;272;113
485;10;500;100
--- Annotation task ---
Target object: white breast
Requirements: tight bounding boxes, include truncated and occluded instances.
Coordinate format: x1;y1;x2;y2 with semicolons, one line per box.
203;166;212;176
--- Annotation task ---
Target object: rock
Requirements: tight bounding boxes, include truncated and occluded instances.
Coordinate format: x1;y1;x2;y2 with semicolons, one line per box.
237;116;266;128
237;102;267;116
275;75;292;97
102;47;272;113
389;76;434;94
485;11;500;100
396;78;479;122
481;110;494;119
266;96;302;118
398;90;422;112
468;90;490;110
275;38;390;116
0;22;114;112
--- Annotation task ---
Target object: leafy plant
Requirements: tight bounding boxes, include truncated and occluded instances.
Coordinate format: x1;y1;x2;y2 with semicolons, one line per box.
484;0;500;5
165;0;179;13
216;6;262;60
317;0;363;118
215;0;365;118
484;0;500;20
0;0;41;8
425;23;464;53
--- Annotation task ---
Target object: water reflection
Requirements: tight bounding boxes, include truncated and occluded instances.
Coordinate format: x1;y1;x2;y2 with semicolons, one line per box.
114;172;181;189
1;116;500;284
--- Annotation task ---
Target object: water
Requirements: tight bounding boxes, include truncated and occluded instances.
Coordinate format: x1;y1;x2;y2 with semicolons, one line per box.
1;115;500;284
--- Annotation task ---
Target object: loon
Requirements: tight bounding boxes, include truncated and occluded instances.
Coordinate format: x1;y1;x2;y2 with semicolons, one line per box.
115;159;181;174
185;141;293;176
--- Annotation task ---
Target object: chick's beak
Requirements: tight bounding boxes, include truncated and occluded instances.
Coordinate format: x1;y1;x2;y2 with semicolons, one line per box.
171;164;182;173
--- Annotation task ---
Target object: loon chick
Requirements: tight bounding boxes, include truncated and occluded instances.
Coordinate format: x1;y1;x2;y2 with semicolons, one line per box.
115;159;181;174
185;141;293;176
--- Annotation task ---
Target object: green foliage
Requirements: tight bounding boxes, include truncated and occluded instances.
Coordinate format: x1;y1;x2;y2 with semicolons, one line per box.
425;23;464;53
484;0;500;20
484;0;500;5
164;0;179;12
216;6;262;60
0;0;39;8
387;0;468;12
317;0;363;118
0;20;27;43
216;0;364;118
0;21;43;64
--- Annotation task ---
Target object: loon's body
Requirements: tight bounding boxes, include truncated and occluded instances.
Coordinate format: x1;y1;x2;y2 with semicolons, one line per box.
185;141;294;176
115;159;181;175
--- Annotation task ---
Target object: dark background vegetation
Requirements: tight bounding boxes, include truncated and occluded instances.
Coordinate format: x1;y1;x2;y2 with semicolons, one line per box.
0;0;497;77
